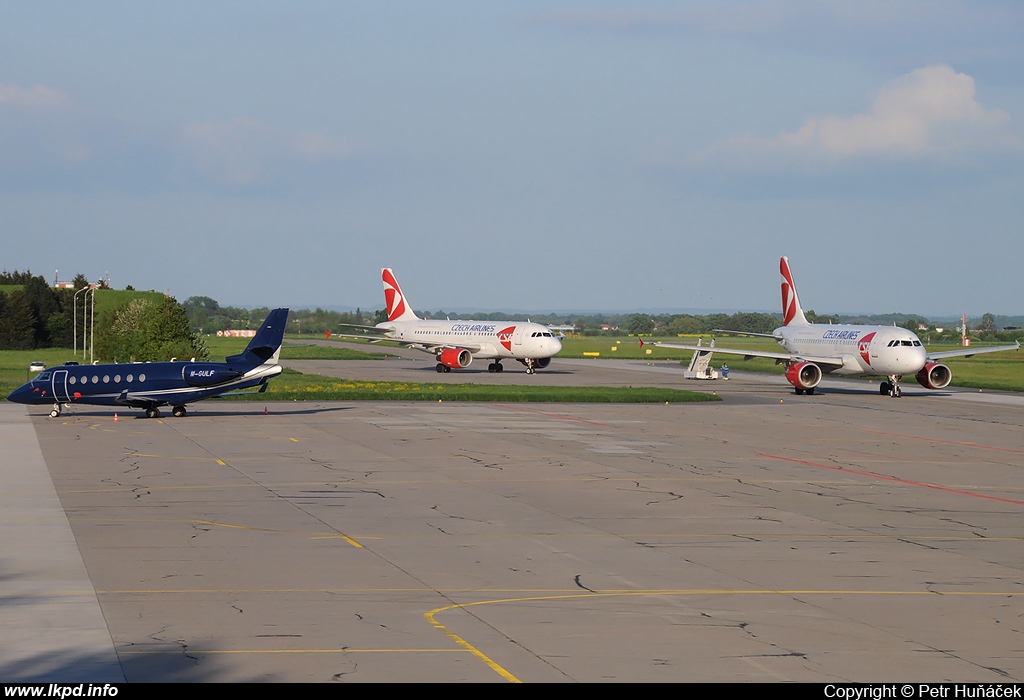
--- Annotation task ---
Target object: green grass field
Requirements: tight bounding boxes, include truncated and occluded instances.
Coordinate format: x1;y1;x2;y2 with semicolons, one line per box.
233;368;717;403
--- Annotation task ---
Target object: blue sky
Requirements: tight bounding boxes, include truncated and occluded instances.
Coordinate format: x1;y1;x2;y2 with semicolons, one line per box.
2;1;1022;316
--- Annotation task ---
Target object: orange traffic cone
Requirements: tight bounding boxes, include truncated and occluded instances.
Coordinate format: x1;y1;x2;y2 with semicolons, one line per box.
114;413;118;422
264;406;268;415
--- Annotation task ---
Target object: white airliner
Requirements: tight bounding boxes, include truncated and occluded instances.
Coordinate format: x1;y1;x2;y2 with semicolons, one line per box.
337;268;562;373
643;257;1019;397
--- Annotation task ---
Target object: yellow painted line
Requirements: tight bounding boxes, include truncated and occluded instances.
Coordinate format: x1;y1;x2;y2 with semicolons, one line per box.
216;459;226;465
119;648;461;655
194;520;363;547
5;586;1018;598
0;585;1015;597
424;605;521;683
124;452;227;462
426;588;1024;682
289;437;299;442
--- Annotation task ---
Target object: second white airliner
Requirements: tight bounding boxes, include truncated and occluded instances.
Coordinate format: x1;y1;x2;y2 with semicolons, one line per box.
339;269;562;373
644;257;1018;397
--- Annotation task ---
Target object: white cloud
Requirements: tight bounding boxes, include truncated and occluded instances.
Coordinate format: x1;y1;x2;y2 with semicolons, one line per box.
682;65;1021;172
180;117;354;186
0;82;73;110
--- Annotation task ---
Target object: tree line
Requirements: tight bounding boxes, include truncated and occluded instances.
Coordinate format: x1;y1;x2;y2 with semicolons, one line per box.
2;268;1019;354
0;270;207;360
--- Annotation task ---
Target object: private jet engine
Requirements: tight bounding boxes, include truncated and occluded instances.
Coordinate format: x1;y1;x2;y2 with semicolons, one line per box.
437;348;473;372
915;362;952;390
181;364;243;387
785;361;822;395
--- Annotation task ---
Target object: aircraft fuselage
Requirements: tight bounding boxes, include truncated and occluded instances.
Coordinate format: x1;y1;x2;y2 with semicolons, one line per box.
378;319;562;361
8;361;282;409
775;324;927;377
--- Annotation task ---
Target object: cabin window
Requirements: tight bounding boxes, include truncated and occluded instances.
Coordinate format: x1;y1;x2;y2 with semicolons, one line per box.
114;375;121;383
69;376;77;384
126;374;133;383
139;374;146;382
92;375;99;383
103;375;109;383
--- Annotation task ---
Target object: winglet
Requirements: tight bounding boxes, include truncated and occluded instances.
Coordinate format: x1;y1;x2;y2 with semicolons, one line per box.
780;257;809;327
639;337;645;348
382;268;420;322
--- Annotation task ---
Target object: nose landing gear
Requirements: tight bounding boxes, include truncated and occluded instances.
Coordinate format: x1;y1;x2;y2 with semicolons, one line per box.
879;375;903;397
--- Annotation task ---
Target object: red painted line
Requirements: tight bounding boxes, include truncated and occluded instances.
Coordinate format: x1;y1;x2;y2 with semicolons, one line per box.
491;404;607;427
758;453;1024;507
862;429;1024;456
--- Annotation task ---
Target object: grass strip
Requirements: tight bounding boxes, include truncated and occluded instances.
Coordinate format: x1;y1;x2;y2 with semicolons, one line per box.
222;368;717;403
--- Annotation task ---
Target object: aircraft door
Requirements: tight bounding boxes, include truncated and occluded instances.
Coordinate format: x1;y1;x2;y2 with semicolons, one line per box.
52;370;71;402
513;326;524;347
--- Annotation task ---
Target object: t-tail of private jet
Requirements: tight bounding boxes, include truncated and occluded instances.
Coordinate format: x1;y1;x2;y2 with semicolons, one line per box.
7;308;289;419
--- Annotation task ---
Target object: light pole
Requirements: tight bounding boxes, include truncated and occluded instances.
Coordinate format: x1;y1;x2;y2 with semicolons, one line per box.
74;287;89;358
80;286;96;364
90;285;96;364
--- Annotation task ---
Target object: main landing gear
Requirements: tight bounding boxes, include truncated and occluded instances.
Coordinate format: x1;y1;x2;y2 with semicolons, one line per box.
49;403;61;418
147;405;186;418
435;363;452;373
793;387;815;395
879;375;903;398
487;362;504;373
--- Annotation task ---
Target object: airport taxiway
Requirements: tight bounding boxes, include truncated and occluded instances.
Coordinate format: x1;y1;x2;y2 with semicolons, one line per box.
2;356;1023;682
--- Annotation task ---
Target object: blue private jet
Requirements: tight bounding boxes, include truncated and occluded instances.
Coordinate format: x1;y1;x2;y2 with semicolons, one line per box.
7;308;289;419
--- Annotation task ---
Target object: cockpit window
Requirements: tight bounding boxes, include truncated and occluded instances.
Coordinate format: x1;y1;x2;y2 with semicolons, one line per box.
37;371;51;381
913;340;921;346
901;340;912;346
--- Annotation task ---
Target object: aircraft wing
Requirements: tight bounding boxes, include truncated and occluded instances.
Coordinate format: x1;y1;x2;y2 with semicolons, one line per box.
337;322;384;333
926;341;1020;361
642;340;845;367
330;331;484;354
710;329;778;338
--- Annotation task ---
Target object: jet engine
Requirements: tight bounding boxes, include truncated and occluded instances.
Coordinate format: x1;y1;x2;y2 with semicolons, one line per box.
785;361;822;391
182;364;243;387
438;348;473;369
915;362;951;390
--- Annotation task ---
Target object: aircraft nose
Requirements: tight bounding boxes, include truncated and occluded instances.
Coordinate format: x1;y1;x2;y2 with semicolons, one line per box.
549;337;562;355
7;382;34;404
